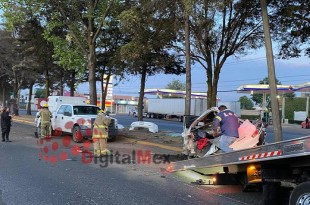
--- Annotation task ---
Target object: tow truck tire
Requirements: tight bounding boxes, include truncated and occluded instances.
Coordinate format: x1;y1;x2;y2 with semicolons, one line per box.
289;182;310;205
72;126;83;143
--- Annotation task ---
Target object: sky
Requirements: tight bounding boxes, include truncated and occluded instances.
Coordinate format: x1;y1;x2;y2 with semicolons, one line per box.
77;48;309;102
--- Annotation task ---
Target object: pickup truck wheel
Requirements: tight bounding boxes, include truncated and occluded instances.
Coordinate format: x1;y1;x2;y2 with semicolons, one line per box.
108;136;116;142
289;182;310;205
51;127;55;136
72;126;83;143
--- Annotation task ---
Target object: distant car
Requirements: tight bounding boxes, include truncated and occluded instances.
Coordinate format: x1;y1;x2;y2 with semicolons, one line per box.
132;110;147;117
301;119;310;129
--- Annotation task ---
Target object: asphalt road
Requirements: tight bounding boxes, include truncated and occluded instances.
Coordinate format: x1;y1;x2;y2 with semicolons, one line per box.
114;114;310;142
18;110;310;141
0;121;263;205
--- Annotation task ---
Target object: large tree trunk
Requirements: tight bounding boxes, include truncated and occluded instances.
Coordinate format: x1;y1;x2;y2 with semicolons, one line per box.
1;82;4;106
184;12;191;116
45;69;50;97
88;43;97;105
27;82;34;115
102;70;111;110
70;70;76;96
12;71;19;116
138;67;147;121
211;65;220;107
101;73;105;110
206;61;213;108
60;69;64;96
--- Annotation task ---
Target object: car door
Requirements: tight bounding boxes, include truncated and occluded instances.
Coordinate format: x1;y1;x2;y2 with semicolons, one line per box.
54;105;67;132
62;105;73;133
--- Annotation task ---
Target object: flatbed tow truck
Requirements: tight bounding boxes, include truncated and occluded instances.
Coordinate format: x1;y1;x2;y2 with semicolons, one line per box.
167;135;310;204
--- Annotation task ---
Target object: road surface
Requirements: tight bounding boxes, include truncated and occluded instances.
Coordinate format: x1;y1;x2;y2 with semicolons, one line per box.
0;121;262;205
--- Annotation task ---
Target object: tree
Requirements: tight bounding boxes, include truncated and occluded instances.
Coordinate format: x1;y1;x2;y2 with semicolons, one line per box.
269;0;310;59
45;0;117;105
187;0;264;108
119;1;184;121
0;30;14;106
165;79;186;90
239;96;254;110
35;89;46;98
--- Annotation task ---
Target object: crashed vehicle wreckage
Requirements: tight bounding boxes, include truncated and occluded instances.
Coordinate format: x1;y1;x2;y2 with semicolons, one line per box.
182;107;267;158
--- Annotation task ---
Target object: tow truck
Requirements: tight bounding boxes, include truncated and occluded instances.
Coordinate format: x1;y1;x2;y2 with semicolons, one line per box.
167;131;310;204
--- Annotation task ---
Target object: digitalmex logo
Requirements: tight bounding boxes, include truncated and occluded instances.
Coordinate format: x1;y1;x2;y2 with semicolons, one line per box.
37;136;94;165
37;119;173;167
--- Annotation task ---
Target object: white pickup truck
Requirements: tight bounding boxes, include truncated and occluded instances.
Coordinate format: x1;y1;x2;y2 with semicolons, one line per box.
51;104;118;142
35;96;118;142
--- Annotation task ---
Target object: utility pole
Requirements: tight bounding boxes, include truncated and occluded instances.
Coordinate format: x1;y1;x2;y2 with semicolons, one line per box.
184;12;191;116
260;0;282;142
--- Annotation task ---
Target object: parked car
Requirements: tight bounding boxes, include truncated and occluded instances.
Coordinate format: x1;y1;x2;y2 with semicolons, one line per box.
301;118;310;129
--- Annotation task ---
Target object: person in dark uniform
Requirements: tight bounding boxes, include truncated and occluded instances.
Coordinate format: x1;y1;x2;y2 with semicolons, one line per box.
1;107;12;142
306;117;309;129
212;105;239;152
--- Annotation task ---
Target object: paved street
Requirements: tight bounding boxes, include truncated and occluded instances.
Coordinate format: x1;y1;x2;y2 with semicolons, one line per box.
0;121;263;205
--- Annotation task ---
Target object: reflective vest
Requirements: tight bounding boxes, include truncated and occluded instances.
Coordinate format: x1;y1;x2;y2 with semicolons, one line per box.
40;109;51;124
92;113;111;139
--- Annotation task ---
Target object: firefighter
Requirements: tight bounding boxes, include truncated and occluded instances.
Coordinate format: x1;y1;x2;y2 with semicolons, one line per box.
92;109;111;157
39;103;52;139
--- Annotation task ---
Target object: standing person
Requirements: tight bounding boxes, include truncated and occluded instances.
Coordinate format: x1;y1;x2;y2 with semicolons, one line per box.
92;109;111;157
212;105;239;153
1;107;12;142
39;103;52;138
306;117;309;129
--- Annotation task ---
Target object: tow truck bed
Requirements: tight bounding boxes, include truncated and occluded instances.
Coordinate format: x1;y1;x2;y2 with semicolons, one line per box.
169;135;310;172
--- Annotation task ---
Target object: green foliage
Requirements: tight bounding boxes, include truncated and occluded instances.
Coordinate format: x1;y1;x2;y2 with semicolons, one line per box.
187;0;264;107
269;0;310;58
35;89;46;98
285;97;308;121
165;79;186;90
239;96;254;110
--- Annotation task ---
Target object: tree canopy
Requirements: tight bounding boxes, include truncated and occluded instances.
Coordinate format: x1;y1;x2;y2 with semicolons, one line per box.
239;96;254;110
165;79;186;90
0;0;307;114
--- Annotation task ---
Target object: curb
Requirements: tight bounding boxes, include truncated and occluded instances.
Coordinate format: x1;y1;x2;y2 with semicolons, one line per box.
119;136;182;152
13;118;34;125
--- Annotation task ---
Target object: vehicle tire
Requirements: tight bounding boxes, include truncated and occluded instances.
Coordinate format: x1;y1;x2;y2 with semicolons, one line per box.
289;182;310;205
108;135;116;142
72;126;83;143
263;182;279;205
51;127;55;136
151;114;154;118
178;116;183;122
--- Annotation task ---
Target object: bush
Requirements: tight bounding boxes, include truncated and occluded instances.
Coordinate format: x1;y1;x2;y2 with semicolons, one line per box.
285;98;308;121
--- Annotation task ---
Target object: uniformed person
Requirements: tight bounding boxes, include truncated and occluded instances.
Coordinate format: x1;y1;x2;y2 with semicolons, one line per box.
39;103;52;139
92;110;111;157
